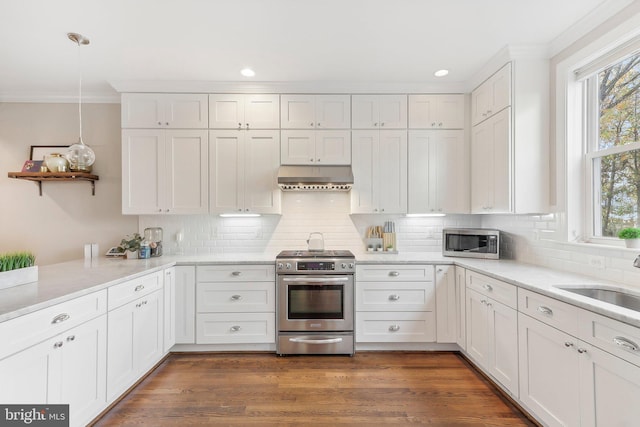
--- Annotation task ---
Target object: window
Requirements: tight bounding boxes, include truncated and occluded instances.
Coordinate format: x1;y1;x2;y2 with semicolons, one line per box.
585;51;640;239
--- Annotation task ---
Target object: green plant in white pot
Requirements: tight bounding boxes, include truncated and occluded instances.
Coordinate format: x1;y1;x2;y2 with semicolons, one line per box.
118;233;143;259
0;251;37;290
618;227;640;248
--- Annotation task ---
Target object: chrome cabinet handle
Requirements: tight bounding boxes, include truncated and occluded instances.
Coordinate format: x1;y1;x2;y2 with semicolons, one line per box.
53;341;64;349
483;284;493;291
134;284;145;292
230;325;241;332
388;325;400;332
230;295;243;301
613;336;639;352
51;313;70;324
231;271;242;276
577;348;588;354
388;294;401;301
66;335;76;342
564;342;574;348
537;306;553;316
389;271;400;277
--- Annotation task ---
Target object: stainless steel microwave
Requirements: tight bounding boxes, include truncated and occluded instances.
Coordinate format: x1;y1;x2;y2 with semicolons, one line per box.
442;228;500;259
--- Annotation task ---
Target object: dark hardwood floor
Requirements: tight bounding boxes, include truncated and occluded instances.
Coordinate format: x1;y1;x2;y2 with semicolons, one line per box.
93;352;536;426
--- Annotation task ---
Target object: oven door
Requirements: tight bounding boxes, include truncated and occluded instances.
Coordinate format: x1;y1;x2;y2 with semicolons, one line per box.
277;275;354;332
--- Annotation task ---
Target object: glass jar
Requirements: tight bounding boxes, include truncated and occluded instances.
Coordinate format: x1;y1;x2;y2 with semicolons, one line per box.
144;227;163;257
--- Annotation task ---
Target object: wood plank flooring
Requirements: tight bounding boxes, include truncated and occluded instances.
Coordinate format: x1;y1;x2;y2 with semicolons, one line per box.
92;352;536;426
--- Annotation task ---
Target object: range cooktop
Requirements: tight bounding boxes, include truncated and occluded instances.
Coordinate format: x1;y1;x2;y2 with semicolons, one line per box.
276;250;355;259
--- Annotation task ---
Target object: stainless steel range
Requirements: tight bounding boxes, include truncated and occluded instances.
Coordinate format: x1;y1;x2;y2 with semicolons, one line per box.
276;250;355;356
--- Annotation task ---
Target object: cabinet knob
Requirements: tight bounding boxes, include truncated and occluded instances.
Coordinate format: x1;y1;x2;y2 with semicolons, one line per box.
310;122;314;127
310;158;314;162
389;271;400;277
380;122;385;127
158;209;163;212
317;158;321;162
483;284;493;292
66;335;76;342
317;122;321;127
246;123;249;128
230;325;241;332
374;122;378;126
53;341;64;349
231;294;243;301
157;121;162;126
388;325;400;332
238;123;242;129
431;122;436;126
388;294;401;301
232;271;242;276
438;122;443;127
564;342;574;348
577;348;588;354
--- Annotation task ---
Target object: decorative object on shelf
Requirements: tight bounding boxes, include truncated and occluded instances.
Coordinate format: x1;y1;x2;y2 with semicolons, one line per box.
44;153;69;172
65;32;95;173
21;160;43;172
618;227;640;248
0;251;37;290
117;233;144;259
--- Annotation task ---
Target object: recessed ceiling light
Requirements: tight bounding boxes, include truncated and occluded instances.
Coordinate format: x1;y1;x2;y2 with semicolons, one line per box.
240;68;255;77
434;69;449;77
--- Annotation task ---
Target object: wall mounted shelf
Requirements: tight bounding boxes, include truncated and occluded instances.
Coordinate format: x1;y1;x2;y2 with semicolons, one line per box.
7;172;99;196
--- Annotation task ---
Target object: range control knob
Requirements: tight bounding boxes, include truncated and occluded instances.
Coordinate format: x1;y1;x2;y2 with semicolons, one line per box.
285;263;292;270
277;262;284;270
341;263;347;269
349;263;355;269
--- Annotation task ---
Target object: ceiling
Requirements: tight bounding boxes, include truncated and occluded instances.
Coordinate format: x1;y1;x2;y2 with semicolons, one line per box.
0;0;631;101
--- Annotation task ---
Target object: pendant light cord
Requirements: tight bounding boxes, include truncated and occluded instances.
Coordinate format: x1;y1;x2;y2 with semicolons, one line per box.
77;39;83;143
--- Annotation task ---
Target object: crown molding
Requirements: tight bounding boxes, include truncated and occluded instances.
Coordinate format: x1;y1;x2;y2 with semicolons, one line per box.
0;92;120;103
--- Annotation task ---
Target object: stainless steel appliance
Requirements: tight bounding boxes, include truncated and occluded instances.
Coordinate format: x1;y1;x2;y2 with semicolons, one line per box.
276;250;355;355
442;228;500;259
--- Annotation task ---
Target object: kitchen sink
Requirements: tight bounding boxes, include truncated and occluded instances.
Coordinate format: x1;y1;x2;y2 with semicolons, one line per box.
556;286;640;312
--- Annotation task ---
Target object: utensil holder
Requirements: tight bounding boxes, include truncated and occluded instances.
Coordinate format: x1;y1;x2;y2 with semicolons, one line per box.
383;233;397;252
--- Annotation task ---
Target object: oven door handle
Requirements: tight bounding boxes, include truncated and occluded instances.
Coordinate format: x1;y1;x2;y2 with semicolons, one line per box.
281;277;350;283
289;337;344;345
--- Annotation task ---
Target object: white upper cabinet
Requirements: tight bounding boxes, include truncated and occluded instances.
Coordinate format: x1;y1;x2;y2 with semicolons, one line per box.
409;94;465;129
352;95;407;129
471;63;511;126
351;130;407;214
280;94;350;129
408;130;468;214
209;130;281;214
122;129;209;214
280;130;351;165
209;94;279;129
121;93;208;129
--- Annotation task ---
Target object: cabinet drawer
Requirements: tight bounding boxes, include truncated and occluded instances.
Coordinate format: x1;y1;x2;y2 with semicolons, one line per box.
196;313;275;344
197;264;275;282
356;281;435;312
578;310;640;367
356;311;436;343
0;290;107;360
108;271;163;311
518;289;579;336
466;271;517;309
197;282;275;313
356;265;433;282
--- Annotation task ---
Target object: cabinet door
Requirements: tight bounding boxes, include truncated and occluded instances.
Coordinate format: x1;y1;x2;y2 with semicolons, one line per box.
351;131;378;214
518;313;580;427
209;94;245;129
454;267;466;350
57;315;107;426
580;342;640;427
280;130;316;165
407;131;432;213
0;337;52;404
471;84;490;126
244;130;281;214
122;130;165;214
489;63;512;116
163;94;208;128
165;130;209;214
121;93;164;128
163;268;176;353
175;266;196;344
409;94;463;129
378;95;407;129
488;300;518;395
352;95;380;128
377;131;407;214
466;288;489;367
107;301;137;401
315;130;351;165
435;265;456;343
134;290;163;374
244;94;280;129
280;95;315;128
315;95;350;128
209;130;243;213
436;95;465;129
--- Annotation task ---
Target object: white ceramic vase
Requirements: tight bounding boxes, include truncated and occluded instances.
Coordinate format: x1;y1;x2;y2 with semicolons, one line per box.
624;239;640;248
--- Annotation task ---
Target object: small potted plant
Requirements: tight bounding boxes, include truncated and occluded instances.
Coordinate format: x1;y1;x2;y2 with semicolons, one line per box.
0;251;37;289
617;227;640;248
118;233;143;259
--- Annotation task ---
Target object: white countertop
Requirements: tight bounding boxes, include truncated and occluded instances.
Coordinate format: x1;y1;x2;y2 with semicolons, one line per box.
2;252;640;329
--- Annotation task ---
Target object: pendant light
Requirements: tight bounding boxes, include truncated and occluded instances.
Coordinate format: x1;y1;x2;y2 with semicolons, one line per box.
65;32;95;172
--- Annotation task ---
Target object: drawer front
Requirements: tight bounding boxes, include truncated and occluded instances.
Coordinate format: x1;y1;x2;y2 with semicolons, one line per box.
466;271;517;309
356;311;436;343
0;290;107;360
518;289;579;336
197;264;275;282
356;281;435;312
196;313;275;344
108;271;163;311
356;264;434;282
578;310;640;367
197;282;275;313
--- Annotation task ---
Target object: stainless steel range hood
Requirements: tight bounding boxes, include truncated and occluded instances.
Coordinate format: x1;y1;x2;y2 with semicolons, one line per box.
277;165;354;191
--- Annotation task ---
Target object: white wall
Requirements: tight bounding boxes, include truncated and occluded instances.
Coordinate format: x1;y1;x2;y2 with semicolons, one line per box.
0;102;138;265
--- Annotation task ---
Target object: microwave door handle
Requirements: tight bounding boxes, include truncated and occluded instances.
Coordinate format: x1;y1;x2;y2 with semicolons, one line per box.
282;277;349;283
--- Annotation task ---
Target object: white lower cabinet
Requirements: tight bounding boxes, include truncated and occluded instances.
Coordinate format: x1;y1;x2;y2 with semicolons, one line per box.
175;265;196;344
0;314;107;427
196;265;276;346
163;267;176;352
435;265;457;343
107;285;164;402
454;267;466;350
356;264;436;344
465;271;518;396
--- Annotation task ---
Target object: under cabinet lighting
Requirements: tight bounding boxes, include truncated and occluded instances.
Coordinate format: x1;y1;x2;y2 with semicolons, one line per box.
434;69;449;77
219;213;261;218
405;213;446;217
